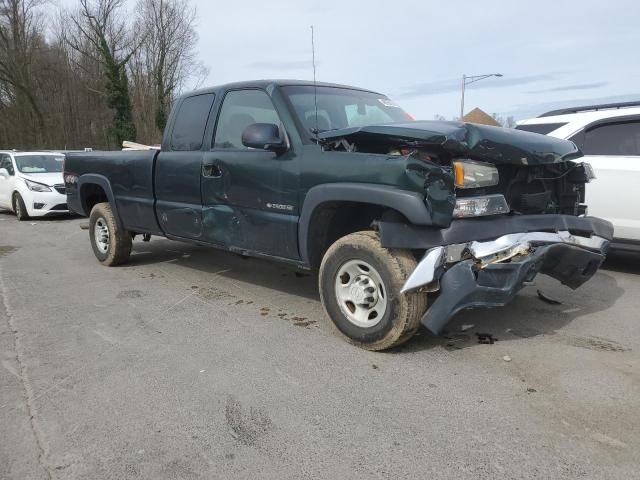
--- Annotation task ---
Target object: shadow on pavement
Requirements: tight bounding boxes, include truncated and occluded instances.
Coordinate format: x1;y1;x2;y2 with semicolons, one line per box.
397;267;625;353
123;236;626;352
602;250;640;275
127;237;320;301
0;209;77;222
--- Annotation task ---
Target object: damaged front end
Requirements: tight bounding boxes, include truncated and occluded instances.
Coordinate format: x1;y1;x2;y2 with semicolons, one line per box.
319;120;592;228
399;225;612;335
320;120;613;334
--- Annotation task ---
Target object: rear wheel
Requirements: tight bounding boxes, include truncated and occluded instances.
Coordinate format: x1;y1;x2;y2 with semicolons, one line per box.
12;193;28;221
89;202;132;266
319;231;427;351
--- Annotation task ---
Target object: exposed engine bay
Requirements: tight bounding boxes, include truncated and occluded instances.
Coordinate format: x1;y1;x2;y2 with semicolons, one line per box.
319;121;593;217
483;162;591;216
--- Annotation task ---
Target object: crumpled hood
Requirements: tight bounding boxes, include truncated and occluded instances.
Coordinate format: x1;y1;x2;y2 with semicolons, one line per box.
318;121;582;165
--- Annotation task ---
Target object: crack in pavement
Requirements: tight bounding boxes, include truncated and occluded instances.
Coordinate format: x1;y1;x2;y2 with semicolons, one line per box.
0;265;53;480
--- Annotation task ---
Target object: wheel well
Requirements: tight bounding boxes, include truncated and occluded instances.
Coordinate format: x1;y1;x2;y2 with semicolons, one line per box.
80;183;109;215
306;201;409;268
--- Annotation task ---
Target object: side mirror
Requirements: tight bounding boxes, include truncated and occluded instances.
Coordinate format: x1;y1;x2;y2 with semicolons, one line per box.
0;168;8;178
242;123;287;153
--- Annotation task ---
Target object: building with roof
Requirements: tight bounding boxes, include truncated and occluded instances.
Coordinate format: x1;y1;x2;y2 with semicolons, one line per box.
462;107;500;126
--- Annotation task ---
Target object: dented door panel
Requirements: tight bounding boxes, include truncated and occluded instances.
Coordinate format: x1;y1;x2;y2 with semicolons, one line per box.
200;149;300;258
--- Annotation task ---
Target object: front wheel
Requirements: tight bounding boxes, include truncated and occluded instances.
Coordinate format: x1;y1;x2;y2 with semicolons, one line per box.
12;193;28;221
89;202;132;266
319;231;427;351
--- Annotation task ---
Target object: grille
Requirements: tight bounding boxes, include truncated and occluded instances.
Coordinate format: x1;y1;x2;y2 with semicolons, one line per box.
50;203;67;211
54;184;66;195
457;163;585;216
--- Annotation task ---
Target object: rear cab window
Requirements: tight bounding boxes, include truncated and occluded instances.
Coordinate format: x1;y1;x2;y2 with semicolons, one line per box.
170;93;215;151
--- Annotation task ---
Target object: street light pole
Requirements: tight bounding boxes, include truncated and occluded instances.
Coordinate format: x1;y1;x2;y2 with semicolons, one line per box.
460;73;503;120
460;74;466;120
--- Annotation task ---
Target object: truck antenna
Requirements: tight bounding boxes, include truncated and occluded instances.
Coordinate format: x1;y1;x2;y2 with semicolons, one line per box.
311;25;319;142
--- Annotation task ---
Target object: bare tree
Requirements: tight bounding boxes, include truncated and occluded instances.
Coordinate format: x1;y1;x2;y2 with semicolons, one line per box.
0;0;207;150
132;0;207;139
0;0;46;145
492;113;517;128
63;0;139;146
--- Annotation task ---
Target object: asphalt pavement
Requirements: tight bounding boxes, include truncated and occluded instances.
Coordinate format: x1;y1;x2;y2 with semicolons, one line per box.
1;211;639;479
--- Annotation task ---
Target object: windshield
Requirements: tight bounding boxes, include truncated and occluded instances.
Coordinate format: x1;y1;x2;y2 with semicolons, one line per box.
282;85;411;135
15;155;64;173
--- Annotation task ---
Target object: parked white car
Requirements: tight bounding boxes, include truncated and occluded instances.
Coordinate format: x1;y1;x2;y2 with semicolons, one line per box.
0;151;68;220
517;102;640;251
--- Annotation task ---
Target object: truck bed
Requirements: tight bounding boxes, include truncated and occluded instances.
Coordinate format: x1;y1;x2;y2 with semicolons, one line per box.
65;150;162;234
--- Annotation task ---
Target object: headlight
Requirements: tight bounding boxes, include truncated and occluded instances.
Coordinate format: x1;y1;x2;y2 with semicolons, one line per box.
582;162;596;182
453;159;499;189
24;179;51;192
453;194;510;218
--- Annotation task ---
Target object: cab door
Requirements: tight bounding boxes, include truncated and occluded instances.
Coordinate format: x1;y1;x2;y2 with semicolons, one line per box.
154;93;215;239
200;89;299;259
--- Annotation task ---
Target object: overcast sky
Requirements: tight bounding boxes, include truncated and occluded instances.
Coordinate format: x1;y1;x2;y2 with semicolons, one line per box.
184;0;638;121
57;0;639;121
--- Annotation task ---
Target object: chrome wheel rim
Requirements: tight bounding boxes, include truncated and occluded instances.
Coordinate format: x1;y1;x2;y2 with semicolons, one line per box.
94;218;110;254
14;198;20;217
334;259;387;328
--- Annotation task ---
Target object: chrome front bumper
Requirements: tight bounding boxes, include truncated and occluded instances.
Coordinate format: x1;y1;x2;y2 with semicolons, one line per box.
401;230;610;334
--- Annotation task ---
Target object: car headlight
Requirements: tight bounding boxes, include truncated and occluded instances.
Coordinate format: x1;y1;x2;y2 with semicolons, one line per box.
453;194;510;218
582;162;596;182
453;159;499;189
24;179;51;192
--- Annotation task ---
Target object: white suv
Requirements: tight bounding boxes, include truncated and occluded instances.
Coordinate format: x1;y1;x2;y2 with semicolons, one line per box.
0;151;68;220
517;102;640;251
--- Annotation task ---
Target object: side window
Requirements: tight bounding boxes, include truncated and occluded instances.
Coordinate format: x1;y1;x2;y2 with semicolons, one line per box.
515;123;567;135
170;93;215;151
0;155;14;175
213;90;281;150
568;130;585;150
581;120;640;156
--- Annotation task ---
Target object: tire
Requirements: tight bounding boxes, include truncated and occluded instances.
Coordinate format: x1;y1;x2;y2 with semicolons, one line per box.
89;202;132;266
12;193;28;221
319;231;428;351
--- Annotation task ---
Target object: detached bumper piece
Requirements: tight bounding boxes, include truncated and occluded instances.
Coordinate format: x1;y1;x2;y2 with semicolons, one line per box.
422;243;604;334
400;225;611;335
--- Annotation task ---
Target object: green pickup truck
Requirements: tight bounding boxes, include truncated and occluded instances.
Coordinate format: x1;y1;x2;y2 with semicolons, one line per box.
64;80;612;350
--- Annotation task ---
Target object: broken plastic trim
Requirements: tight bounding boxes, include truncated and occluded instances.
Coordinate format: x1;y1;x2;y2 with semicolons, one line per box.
421;243;606;335
468;231;608;261
401;247;446;293
400;230;609;294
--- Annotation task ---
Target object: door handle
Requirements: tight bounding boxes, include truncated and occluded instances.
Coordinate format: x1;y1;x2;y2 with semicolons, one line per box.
202;162;223;178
